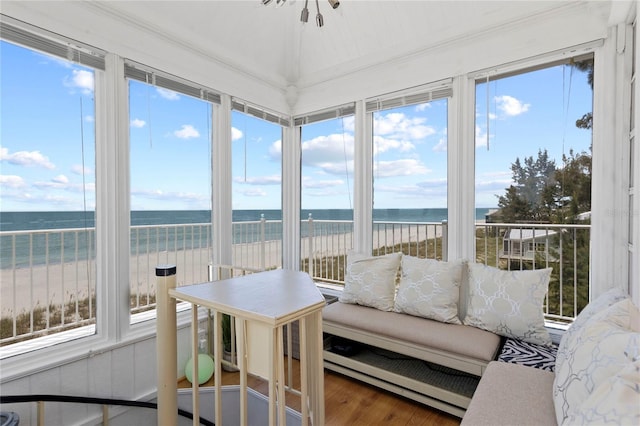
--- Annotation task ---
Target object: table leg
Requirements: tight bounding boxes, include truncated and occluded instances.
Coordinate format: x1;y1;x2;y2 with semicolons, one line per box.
277;325;286;425
299;317;309;426
268;326;277;426
305;311;325;425
213;311;222;426
237;318;248;426
191;305;200;426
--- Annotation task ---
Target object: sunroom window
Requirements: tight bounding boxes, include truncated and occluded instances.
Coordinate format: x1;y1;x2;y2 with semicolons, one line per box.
126;62;218;320
474;54;595;323
296;106;356;284
230;103;285;270
0;29;102;354
368;87;450;261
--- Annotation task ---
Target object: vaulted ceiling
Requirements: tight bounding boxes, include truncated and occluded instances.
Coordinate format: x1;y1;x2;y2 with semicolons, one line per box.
89;0;615;90
2;1;629;113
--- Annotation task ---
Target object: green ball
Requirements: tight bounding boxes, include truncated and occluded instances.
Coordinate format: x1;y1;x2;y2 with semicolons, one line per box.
185;354;215;385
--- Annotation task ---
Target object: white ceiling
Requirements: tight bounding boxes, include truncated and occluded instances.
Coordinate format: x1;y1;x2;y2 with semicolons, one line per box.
85;0;614;91
2;0;627;113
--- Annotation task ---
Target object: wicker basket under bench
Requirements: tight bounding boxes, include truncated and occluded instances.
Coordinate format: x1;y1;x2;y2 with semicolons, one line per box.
322;302;502;418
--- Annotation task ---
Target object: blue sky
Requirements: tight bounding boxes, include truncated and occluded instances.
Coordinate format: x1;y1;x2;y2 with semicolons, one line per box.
1;40;593;212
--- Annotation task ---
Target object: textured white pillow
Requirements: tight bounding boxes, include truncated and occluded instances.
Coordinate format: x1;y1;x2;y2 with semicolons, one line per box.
555;287;629;379
553;298;640;425
339;251;401;311
565;359;640;425
394;257;463;324
463;263;552;346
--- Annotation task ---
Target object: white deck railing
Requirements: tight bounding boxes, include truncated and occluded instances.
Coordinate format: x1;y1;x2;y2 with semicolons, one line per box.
0;219;589;346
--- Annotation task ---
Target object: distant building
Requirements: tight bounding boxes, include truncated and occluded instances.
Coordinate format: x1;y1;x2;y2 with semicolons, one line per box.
500;228;558;261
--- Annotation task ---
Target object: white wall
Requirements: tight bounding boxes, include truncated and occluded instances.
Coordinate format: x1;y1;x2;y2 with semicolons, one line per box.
0;323;194;426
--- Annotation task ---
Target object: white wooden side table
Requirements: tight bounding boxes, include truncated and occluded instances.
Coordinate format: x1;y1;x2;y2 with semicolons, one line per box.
157;269;326;426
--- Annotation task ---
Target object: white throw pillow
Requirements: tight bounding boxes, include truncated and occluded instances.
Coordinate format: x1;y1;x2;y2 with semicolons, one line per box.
555;287;629;379
553;298;640;425
463;263;552;346
339;251;401;311
565;359;640;425
394;257;463;324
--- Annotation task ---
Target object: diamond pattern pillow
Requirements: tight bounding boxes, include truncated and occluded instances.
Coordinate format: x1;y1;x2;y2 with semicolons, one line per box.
463;263;552;346
553;298;640;425
555;287;629;379
394;257;464;324
339;251;401;311
566;358;640;425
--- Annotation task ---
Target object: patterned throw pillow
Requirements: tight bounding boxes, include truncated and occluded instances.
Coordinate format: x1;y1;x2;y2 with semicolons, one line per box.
553;298;640;425
394;257;464;324
498;338;558;372
339;251;402;311
565;359;640;425
555;287;629;375
463;263;552;346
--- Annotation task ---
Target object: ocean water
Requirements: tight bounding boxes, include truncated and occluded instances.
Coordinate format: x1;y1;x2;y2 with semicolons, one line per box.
0;208;492;268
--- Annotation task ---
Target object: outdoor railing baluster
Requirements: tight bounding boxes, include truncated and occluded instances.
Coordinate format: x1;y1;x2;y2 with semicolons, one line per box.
1;220;589;346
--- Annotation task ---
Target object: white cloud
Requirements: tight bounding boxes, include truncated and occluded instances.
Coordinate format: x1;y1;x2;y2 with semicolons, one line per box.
234;175;281;185
131;118;146;128
65;69;94;94
374;159;430;178
52;174;69;184
0;147;55;169
475;125;488;149
232;127;244;141
268;140;282;160
174;124;200;139
433;137;447;152
373;136;415;154
495;95;530;116
374;112;436;140
0;175;26;188
33;179;68;189
342;116;355;133
157;88;179;100
301;134;354;172
415;103;432;112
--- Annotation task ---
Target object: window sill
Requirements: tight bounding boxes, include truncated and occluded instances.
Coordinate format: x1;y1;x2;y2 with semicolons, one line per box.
0;304;197;383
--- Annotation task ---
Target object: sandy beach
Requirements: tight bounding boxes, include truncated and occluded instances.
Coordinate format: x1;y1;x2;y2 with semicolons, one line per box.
1;224;444;318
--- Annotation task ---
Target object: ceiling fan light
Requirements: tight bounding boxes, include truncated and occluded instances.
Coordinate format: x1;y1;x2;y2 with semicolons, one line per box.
301;7;309;22
316;13;324;27
328;0;340;9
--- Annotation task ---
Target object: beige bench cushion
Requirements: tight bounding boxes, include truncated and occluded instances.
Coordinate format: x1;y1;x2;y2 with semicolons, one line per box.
323;301;501;362
461;361;557;426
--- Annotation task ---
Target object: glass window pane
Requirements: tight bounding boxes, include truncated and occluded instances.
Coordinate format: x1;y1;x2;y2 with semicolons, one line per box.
474;56;594;320
300;116;355;283
231;111;283;270
128;79;213;317
372;100;448;259
1;41;97;349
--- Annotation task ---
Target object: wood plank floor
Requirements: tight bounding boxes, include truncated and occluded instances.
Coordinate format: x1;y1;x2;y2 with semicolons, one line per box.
178;358;461;426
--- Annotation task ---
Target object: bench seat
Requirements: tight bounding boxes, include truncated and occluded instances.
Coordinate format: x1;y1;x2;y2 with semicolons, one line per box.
322;301;502;416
